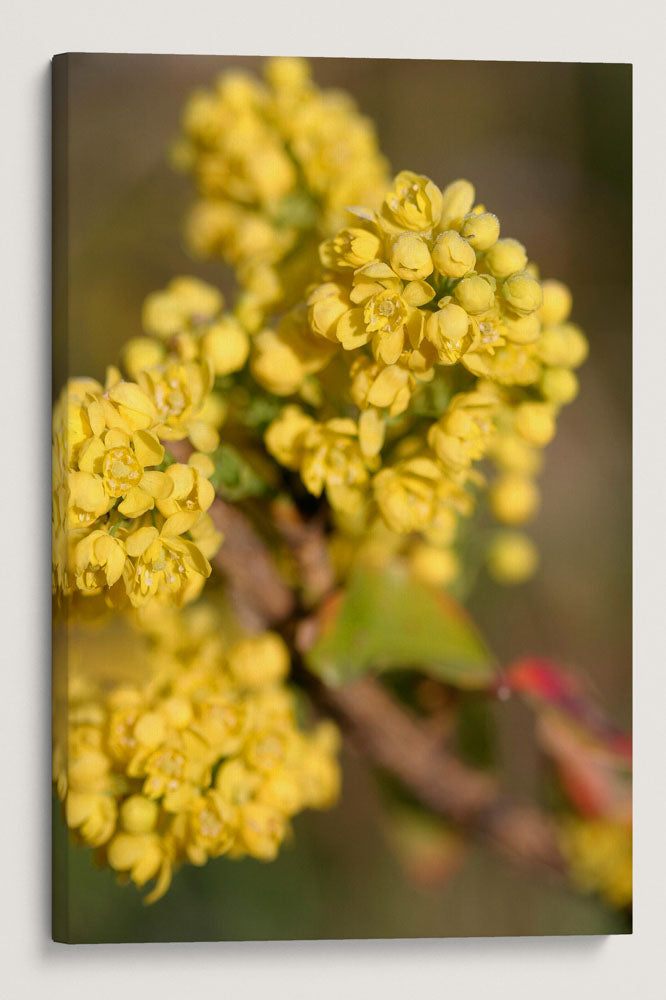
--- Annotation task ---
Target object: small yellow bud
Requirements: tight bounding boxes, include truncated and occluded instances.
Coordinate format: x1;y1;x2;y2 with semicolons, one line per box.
228;633;290;689
454;274;496;315
265;56;310;91
428;302;470;342
490;475;540;525
460;212;500;251
514;401;556;446
487;531;538;584
201;317;250;376
409;543;460;588
432;231;476;278
540;280;573;326
122;337;165;380
358;407;385;458
536;323;589;368
540;367;579;405
502;272;543;316
485;238;528;279
440;179;475;225
389;233;433;281
120;795;159;835
502;312;541;345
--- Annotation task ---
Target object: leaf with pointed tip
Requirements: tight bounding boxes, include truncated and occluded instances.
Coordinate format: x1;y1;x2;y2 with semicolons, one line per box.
304;566;496;688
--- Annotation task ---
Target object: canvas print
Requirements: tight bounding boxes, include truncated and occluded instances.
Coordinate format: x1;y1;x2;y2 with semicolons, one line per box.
52;54;632;942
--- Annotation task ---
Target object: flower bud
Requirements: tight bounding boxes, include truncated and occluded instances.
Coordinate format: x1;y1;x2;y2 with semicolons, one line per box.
502;312;541;345
490;475;540;524
536;323;588;368
120;795;159;835
440;179;475;225
432;231;476;278
460;212;500;251
122;337;165;380
228;633;290;689
409;543;460;588
502;272;543;316
540;280;572;326
514;402;556;446
389;233;433;280
485;238;527;279
540;367;579;405
487;531;538;584
430;303;470;341
454;274;496;315
201;317;250;376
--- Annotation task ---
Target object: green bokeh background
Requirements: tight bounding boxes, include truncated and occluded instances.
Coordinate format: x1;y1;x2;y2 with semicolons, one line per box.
53;55;631;941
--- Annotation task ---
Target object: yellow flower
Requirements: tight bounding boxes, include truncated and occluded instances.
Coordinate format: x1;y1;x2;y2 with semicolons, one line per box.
251;309;336;396
156;463;215;534
427;388;499;473
238;801;287;860
138;360;219;452
66;791;117;847
122;337;166;380
380;171;443;234
349;357;414;417
73;530;126;594
67;471;111;528
299;418;370;514
319;226;382;270
264;405;316;469
54;602;342;901
107;831;175;902
424;303;475;364
142;276;224;339
126;524;212;608
184;792;237;865
374;456;449;535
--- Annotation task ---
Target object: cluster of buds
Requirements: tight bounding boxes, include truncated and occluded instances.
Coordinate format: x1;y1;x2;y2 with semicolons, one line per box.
52;361;222;609
173;57;389;331
259;169;588;588
53;606;341;902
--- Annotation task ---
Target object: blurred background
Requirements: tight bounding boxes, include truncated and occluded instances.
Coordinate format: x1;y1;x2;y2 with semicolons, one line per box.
53;55;631;941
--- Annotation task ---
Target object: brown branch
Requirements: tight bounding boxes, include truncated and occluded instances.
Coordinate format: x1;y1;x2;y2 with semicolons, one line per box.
303;671;564;873
174;437;565;875
168;440;295;629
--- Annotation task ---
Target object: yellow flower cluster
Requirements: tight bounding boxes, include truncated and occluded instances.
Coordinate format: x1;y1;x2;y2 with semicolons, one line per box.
174;57;389;330
559;818;632;909
52;365;222;609
53;606;341;903
260;170;588;588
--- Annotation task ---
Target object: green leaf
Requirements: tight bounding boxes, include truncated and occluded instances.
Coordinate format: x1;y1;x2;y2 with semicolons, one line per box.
208;444;271;502
305;565;496;688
